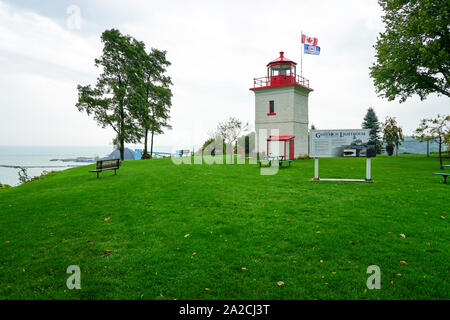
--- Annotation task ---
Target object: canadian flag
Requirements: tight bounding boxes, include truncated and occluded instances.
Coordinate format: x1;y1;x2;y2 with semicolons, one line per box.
302;34;318;46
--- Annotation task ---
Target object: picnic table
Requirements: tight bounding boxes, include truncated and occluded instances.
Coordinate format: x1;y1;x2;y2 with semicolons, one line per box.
258;155;292;167
432;172;449;184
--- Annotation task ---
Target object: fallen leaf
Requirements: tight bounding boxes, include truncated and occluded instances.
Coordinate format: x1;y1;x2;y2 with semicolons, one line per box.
332;271;336;275
104;217;111;222
277;281;284;286
440;216;445;220
241;267;248;270
320;260;323;263
192;252;196;255
286;217;292;220
316;231;321;234
184;234;190;238
396;273;402;277
349;241;355;245
390;280;394;285
399;260;408;265
400;233;406;238
104;250;111;255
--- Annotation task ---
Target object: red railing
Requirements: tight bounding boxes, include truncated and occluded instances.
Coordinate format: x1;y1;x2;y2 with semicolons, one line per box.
252;74;310;89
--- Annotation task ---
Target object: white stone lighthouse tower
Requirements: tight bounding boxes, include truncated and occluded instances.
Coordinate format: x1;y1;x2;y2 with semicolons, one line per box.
250;51;313;159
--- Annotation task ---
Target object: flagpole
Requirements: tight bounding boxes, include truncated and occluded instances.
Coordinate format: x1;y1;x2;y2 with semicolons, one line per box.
300;30;303;80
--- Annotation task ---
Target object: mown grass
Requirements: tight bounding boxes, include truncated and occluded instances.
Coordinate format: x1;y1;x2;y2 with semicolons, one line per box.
0;155;448;299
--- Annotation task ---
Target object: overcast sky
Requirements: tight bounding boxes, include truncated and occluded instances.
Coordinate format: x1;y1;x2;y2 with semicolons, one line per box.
0;0;448;148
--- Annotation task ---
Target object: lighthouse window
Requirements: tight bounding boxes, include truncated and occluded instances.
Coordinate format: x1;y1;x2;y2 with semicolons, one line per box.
280;65;291;76
271;65;280;76
269;100;274;113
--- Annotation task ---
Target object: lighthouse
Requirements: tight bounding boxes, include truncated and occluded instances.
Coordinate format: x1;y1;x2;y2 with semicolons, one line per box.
250;51;313;159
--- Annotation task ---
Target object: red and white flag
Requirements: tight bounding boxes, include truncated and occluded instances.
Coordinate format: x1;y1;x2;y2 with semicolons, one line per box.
302;34;318;46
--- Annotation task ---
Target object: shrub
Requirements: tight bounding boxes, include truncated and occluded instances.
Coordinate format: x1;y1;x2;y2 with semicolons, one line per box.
17;168;55;185
0;182;11;190
386;144;394;156
295;155;312;160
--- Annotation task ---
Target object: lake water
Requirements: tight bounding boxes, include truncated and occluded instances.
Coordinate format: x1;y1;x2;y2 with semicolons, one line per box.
0;146;114;186
0;145;192;186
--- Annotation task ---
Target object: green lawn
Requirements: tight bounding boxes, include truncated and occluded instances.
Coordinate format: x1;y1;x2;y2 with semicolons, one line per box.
0;155;448;299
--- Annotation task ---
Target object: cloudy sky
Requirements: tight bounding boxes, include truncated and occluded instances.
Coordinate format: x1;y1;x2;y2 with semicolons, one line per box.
0;0;448;148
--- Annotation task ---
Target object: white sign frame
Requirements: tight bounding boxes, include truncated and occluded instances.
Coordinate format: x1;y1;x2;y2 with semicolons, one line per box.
309;129;375;182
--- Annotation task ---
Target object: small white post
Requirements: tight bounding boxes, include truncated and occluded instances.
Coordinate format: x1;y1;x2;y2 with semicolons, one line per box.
314;157;319;180
366;157;371;181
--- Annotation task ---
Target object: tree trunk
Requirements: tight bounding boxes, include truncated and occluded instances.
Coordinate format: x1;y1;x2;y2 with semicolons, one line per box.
119;139;124;161
119;104;125;161
150;129;155;159
143;128;149;158
439;136;443;167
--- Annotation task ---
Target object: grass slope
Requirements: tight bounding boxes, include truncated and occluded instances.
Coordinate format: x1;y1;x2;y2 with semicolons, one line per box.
0;155;448;299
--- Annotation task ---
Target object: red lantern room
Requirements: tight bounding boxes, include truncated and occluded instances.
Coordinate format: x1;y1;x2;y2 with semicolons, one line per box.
267;51;296;86
250;51;311;90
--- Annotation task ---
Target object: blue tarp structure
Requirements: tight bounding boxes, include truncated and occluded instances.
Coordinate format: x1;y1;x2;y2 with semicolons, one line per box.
105;148;142;160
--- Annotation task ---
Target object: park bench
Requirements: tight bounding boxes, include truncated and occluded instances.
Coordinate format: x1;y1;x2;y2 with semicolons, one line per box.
432;172;449;184
89;159;121;178
440;164;450;169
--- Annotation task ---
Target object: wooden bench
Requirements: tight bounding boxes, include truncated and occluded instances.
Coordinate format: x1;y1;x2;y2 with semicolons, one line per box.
432;172;449;184
89;159;120;178
440;164;450;169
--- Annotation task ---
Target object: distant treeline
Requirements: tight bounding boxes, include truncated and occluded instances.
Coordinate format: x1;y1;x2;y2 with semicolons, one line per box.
383;136;447;154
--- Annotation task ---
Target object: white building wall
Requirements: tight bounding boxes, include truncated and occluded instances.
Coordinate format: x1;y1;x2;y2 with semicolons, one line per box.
253;85;311;157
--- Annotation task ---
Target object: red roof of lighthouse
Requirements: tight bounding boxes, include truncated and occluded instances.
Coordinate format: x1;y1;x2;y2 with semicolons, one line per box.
266;51;297;67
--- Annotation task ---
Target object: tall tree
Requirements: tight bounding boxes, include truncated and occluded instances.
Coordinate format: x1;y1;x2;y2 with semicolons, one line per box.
76;29;143;160
362;107;383;154
370;0;450;102
136;48;172;159
216;117;250;157
413;114;450;167
381;116;404;156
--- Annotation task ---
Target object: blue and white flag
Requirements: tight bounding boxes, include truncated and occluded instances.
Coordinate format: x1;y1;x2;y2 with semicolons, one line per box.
304;44;320;55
